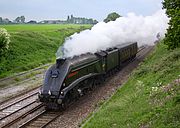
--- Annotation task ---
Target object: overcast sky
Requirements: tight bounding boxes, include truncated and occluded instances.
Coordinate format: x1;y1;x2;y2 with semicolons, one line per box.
0;0;163;22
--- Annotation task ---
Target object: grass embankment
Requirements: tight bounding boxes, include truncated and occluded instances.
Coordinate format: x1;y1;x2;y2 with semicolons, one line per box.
0;24;91;78
83;42;180;128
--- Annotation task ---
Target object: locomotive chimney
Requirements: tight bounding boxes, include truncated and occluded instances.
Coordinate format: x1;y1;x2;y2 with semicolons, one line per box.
56;58;66;68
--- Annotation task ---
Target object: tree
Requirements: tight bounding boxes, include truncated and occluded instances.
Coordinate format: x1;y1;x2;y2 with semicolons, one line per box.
14;16;25;23
20;16;25;23
67;15;70;23
0;17;2;23
162;0;180;49
15;17;20;23
3;18;10;24
104;12;121;23
0;28;10;57
93;20;98;24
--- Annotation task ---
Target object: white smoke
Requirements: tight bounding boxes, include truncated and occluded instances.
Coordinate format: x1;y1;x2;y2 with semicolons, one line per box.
57;10;169;58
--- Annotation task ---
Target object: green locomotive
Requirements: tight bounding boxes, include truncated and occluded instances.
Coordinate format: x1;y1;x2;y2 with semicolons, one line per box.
38;42;138;109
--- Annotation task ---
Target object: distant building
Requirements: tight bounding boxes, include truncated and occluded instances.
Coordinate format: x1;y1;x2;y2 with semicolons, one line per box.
67;15;98;24
39;20;67;24
27;20;37;24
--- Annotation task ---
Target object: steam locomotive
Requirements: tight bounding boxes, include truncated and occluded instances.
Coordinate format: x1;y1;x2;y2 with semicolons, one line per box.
38;42;138;109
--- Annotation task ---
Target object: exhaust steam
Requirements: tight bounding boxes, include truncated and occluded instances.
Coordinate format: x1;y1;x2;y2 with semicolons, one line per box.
56;10;169;58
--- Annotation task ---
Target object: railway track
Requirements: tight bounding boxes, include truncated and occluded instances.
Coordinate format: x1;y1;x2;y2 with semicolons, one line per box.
18;111;62;128
0;64;51;83
0;87;41;128
136;45;153;61
0;84;62;128
1;103;44;128
0;86;40;106
138;45;146;52
0;87;39;108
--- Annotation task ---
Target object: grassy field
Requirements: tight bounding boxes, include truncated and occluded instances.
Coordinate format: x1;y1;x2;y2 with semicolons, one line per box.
0;24;91;78
83;42;180;128
0;24;90;32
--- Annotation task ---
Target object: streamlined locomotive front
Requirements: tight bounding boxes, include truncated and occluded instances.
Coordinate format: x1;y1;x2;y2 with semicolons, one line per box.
38;54;101;109
38;59;69;108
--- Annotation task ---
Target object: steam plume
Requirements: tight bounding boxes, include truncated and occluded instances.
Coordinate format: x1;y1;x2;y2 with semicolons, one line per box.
56;10;169;58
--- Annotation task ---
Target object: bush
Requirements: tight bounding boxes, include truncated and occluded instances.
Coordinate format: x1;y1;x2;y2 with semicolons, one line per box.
0;28;10;57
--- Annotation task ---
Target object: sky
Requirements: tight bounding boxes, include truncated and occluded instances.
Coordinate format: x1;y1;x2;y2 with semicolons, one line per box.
0;0;163;22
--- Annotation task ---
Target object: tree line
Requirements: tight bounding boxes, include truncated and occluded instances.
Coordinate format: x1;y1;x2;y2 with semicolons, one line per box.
0;16;25;24
0;13;121;25
0;15;98;25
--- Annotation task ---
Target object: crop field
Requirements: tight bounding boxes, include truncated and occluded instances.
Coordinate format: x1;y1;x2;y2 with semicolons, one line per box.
0;24;91;78
0;24;90;32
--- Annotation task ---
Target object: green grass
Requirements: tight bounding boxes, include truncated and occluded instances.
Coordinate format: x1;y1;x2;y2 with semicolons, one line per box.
0;24;91;78
0;24;91;32
83;42;180;128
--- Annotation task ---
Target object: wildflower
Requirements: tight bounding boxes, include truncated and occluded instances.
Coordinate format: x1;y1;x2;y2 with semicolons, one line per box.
152;86;158;92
